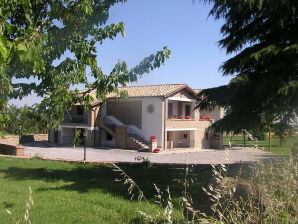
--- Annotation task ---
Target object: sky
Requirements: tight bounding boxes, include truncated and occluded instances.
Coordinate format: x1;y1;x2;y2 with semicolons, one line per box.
10;0;232;106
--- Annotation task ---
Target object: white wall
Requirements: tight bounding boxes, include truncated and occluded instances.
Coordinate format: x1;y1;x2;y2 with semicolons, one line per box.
141;97;164;148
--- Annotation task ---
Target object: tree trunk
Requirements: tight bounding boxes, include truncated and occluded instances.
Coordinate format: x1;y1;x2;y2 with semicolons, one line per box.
243;132;246;147
268;124;272;151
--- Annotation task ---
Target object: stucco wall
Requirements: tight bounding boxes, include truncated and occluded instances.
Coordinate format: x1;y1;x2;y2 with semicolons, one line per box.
200;106;224;122
141;97;164;148
107;99;142;129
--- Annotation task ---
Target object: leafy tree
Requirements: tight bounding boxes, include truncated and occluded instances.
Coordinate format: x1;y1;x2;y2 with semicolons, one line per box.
3;105;48;134
0;0;171;133
197;0;298;148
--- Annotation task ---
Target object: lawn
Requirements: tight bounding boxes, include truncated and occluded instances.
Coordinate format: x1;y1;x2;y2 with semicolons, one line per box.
223;135;297;155
1;157;237;224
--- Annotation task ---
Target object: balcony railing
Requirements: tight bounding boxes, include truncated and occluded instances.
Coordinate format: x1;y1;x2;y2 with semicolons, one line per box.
168;115;194;120
62;116;88;124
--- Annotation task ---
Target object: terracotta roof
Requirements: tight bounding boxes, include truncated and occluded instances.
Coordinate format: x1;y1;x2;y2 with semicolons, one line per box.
193;89;202;94
106;84;189;98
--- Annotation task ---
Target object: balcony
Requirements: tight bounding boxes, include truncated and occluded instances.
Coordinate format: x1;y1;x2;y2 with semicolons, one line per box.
62;115;88;125
166;118;198;129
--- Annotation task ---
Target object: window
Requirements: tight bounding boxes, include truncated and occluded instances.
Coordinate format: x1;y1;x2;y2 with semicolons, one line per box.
106;132;113;141
185;105;191;116
168;103;173;117
76;106;84;115
184;134;188;139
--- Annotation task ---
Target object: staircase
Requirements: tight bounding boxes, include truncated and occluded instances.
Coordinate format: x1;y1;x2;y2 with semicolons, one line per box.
99;116;149;150
128;133;149;149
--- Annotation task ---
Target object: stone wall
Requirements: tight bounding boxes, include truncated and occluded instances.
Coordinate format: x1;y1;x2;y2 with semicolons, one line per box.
0;135;19;145
0;134;48;145
0;143;24;156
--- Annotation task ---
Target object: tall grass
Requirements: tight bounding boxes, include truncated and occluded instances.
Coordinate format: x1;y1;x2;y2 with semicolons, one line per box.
114;159;298;224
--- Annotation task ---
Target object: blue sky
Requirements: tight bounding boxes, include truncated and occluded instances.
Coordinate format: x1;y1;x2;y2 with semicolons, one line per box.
10;0;232;106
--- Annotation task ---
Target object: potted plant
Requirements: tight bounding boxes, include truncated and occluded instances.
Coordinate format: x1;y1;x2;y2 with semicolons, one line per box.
149;136;157;152
150;136;157;141
153;148;161;153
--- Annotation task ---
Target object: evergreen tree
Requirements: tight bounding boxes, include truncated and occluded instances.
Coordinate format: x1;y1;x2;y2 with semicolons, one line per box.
197;0;298;139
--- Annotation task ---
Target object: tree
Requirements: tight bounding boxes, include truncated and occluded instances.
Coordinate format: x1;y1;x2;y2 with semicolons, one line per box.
197;0;298;145
3;105;48;134
0;0;171;133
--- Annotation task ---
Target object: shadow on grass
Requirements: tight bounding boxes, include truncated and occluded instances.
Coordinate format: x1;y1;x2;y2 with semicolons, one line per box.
0;161;251;201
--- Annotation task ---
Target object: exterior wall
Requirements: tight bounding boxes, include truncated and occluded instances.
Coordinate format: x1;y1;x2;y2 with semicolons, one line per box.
167;131;192;148
62;106;100;127
170;89;196;99
60;128;74;145
101;130;116;147
167;100;195;119
194;121;211;148
165;117;211;149
63;106;89;124
141;97;164;148
200;106;224;122
58;128;100;147
107;99;142;129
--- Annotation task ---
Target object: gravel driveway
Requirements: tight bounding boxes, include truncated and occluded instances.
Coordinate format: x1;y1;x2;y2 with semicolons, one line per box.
23;142;275;165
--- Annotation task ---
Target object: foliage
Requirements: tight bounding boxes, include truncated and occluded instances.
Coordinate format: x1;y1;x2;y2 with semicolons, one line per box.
1;105;47;135
197;0;298;136
2;157;297;223
72;129;81;147
134;160;298;224
0;0;171;132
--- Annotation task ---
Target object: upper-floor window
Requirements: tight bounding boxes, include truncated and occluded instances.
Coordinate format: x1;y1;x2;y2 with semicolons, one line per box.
76;106;84;115
185;105;191;116
168;103;173;117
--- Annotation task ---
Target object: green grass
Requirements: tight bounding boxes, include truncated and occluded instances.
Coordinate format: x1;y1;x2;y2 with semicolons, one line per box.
223;135;298;155
1;157;237;223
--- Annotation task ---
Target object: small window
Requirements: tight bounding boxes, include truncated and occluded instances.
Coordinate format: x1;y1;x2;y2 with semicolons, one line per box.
168;103;173;117
106;132;113;141
76;106;84;115
184;134;188;139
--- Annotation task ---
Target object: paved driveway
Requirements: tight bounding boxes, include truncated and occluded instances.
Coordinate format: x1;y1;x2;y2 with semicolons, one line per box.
23;142;275;165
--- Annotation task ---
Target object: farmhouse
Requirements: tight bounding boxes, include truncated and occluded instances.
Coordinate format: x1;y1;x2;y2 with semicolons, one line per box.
48;84;224;150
